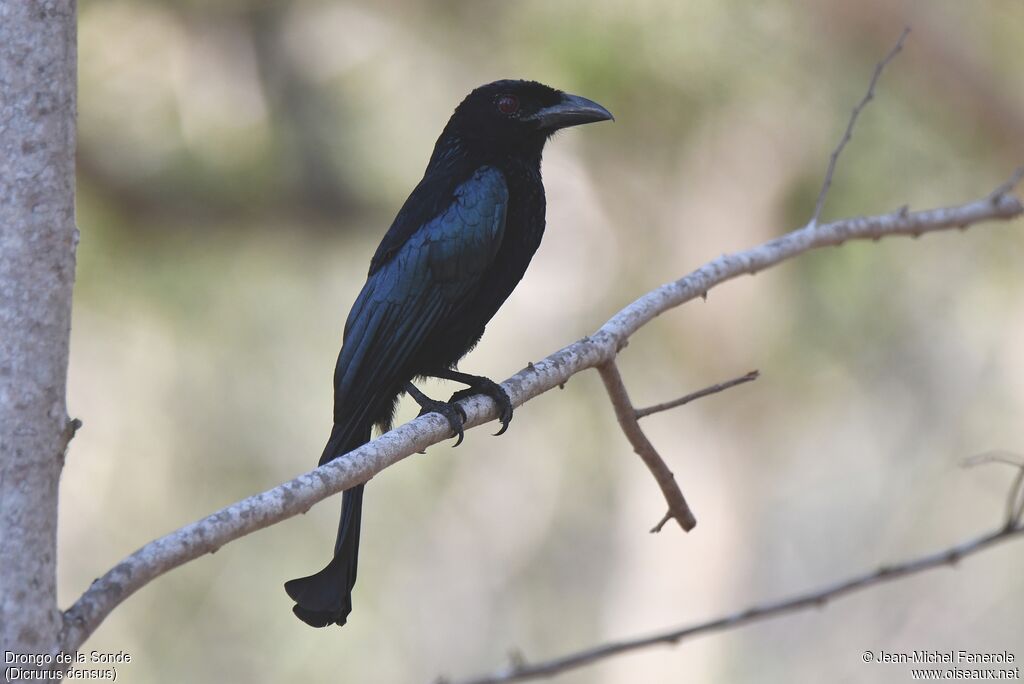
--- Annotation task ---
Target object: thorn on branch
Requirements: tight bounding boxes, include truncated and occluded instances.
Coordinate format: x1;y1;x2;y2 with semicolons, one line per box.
59;417;84;463
63;417;83;444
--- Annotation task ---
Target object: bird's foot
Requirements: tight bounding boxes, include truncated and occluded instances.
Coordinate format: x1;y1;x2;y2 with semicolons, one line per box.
449;378;513;436
407;383;467;446
417;399;466;446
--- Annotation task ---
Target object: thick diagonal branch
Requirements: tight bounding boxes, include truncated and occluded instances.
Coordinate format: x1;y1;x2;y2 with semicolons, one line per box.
60;182;1024;654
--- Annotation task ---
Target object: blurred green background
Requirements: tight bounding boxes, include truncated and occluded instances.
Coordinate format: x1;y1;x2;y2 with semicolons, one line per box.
62;0;1024;682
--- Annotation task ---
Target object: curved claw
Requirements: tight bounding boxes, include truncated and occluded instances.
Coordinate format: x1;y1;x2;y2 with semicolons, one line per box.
417;401;466;446
450;380;513;437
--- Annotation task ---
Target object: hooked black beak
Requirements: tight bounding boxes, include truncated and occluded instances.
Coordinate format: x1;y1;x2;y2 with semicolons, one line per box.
526;92;614;131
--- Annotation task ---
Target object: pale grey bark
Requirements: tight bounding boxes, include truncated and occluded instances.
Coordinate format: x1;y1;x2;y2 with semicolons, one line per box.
0;0;78;674
0;8;1017;678
60;184;1023;654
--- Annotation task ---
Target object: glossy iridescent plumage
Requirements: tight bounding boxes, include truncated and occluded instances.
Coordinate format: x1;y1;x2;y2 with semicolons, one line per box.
285;80;611;627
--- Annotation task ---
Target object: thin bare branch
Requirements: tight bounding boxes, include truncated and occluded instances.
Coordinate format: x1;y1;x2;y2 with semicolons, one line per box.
635;370;760;419
60;176;1024;654
448;522;1024;684
809;27;911;227
1009;470;1024;528
962;451;1024;470
597;361;697;532
989;165;1024;201
962;452;1024;527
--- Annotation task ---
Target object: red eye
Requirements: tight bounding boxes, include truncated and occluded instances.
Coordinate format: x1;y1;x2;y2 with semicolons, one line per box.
496;94;519;115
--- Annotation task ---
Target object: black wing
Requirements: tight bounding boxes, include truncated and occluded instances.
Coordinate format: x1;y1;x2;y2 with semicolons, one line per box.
323;166;508;460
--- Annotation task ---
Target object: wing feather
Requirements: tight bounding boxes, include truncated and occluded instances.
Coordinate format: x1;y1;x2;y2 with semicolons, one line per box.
330;167;508;426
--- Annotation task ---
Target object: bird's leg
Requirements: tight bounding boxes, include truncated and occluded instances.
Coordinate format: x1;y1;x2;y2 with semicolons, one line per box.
405;382;466;447
428;369;513;436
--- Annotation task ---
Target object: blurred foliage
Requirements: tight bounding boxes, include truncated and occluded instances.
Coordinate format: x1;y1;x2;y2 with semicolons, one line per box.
66;0;1023;682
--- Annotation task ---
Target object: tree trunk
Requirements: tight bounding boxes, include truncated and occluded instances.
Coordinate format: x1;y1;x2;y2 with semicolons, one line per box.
0;0;78;675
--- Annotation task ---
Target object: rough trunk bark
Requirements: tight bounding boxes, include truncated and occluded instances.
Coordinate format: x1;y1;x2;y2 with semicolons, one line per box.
0;0;78;675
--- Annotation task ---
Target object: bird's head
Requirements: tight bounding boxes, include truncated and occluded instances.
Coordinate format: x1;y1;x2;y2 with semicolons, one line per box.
443;80;613;151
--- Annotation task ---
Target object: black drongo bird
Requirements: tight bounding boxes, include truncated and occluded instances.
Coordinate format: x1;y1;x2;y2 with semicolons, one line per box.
284;80;612;627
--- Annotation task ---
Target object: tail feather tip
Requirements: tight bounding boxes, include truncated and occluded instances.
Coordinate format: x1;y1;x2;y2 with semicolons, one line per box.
284;562;354;628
